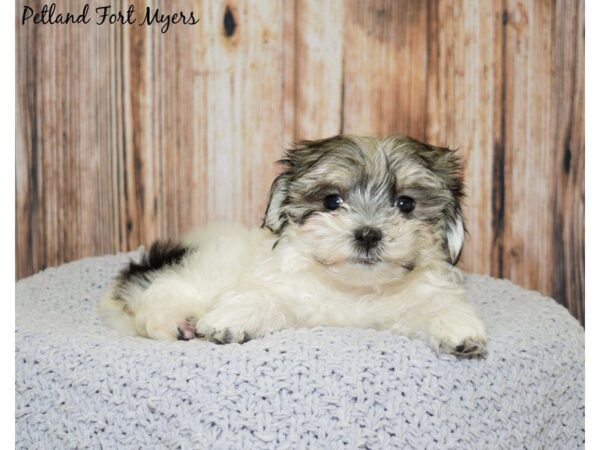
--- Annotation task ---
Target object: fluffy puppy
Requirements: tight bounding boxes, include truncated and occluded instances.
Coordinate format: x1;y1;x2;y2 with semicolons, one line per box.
100;135;487;358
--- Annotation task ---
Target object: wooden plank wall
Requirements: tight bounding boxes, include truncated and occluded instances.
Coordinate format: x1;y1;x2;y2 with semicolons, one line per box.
16;0;584;323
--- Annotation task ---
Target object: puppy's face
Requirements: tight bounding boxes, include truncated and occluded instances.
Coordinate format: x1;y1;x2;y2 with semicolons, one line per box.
263;135;465;285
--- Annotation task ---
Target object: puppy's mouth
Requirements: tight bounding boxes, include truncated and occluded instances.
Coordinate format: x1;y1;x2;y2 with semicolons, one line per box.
315;255;382;267
349;255;381;266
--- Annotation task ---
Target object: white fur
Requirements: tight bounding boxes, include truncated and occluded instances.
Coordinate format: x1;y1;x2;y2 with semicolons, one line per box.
100;222;486;355
446;216;465;264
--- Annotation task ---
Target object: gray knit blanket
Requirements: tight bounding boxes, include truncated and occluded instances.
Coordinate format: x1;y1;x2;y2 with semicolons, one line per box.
16;252;584;449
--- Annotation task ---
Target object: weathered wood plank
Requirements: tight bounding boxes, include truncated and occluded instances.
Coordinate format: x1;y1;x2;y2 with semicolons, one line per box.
499;0;584;322
284;0;344;141
549;0;584;321
16;0;123;276
135;0;197;240
342;0;429;138
502;0;555;297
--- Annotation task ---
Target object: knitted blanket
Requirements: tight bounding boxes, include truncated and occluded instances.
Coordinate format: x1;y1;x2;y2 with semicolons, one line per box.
16;252;584;449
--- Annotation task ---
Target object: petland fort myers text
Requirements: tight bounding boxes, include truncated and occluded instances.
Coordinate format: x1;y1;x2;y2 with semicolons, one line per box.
21;3;199;34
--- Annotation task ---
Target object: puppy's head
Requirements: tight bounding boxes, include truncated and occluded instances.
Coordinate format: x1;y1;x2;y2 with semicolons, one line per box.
263;135;465;284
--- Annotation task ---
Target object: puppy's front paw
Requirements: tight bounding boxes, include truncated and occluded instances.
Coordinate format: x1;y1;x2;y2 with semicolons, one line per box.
195;321;252;344
195;288;288;344
428;310;488;359
447;336;487;359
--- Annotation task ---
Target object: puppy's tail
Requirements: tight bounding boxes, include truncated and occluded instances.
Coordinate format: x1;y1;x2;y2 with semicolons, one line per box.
99;291;137;335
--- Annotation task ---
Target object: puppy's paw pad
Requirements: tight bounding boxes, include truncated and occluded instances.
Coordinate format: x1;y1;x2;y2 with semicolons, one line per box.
210;329;252;344
195;322;252;345
176;321;197;341
452;337;487;359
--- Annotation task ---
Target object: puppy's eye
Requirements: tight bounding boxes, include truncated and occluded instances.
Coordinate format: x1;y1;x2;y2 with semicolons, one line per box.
324;194;343;211
396;196;416;213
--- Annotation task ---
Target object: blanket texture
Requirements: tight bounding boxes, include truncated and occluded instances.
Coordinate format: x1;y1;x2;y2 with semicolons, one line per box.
16;252;584;449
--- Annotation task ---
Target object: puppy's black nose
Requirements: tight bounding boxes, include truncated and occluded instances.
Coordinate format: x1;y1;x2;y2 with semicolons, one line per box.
354;227;383;251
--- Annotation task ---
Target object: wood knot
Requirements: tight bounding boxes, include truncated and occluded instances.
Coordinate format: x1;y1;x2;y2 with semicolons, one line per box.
223;6;237;38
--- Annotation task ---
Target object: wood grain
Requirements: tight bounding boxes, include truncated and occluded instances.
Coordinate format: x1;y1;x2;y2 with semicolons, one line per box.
16;0;585;323
342;0;429;138
499;0;584;322
17;0;123;275
285;0;344;140
425;0;501;278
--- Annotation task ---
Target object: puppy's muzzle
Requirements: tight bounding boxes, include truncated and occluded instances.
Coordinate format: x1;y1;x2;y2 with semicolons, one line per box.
354;227;383;252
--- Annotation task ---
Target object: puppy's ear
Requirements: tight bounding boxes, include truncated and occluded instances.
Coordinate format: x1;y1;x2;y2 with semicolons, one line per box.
262;136;352;233
262;138;338;233
420;143;466;265
262;172;289;233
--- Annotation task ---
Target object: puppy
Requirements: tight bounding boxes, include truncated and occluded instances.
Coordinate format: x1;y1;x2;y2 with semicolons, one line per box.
100;135;487;358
